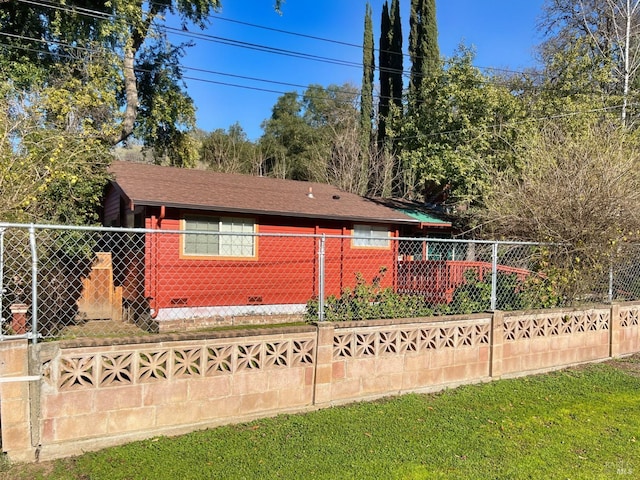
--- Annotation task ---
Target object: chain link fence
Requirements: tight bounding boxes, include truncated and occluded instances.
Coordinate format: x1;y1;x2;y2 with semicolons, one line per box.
0;223;638;341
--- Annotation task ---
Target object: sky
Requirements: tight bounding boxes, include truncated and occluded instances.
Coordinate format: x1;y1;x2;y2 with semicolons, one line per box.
169;0;547;140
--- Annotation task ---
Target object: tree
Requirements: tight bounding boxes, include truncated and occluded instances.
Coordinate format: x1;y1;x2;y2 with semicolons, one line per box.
200;123;267;175
377;0;404;148
378;0;403;148
389;0;404;115
374;0;404;197
260;92;318;181
260;84;366;192
539;0;640;126
378;1;392;149
365;146;403;198
0;88;111;223
0;0;281;164
398;47;528;207
409;0;440;110
361;2;375;156
481;118;640;298
323;104;370;195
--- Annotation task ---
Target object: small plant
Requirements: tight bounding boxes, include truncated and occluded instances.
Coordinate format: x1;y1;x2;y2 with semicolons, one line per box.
448;269;493;314
307;264;567;321
306;267;434;322
448;268;565;314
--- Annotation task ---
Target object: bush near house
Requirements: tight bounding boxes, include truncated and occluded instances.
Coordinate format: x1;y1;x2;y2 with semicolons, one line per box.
306;269;435;321
307;267;565;322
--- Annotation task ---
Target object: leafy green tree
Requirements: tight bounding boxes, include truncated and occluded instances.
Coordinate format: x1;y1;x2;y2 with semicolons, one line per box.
200;123;266;175
0;0;282;222
0;0;281;165
260;84;365;191
260;92;318;180
538;0;640;126
0;88;111;223
134;42;198;166
522;36;618;140
398;47;528;207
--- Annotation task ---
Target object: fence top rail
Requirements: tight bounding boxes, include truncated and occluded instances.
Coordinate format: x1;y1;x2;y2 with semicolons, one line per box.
394;236;554;246
0;223;313;237
0;222;558;246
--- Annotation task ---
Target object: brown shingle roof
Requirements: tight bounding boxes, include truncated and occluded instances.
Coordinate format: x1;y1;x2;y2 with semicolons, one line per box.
109;161;418;225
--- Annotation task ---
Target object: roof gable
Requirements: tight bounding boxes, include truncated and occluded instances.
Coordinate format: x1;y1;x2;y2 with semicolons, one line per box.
108;161;418;225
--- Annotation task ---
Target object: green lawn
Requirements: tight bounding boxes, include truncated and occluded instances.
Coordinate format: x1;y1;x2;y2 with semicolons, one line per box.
3;356;640;479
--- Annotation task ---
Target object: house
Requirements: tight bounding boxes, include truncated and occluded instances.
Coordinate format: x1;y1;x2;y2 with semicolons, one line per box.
102;161;427;328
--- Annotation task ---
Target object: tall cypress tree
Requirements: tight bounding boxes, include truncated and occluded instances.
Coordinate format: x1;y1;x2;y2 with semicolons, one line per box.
378;0;403;149
377;1;391;147
389;0;405;197
389;0;403;113
409;0;439;110
376;0;405;197
360;3;375;156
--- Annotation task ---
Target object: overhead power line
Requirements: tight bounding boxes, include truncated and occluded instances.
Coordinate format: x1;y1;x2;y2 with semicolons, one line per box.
173;4;537;77
208;15;363;49
0;36;366;102
162;26;362;69
1;37;628;144
0;29;542;109
14;0;537;79
17;0;113;21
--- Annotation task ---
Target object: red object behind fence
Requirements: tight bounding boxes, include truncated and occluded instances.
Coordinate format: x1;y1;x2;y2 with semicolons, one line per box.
397;260;532;303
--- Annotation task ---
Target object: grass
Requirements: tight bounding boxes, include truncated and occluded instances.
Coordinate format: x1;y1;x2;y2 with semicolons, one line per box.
3;356;640;479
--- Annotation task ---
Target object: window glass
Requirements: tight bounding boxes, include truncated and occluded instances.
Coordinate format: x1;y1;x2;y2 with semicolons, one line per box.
184;216;255;257
353;224;390;248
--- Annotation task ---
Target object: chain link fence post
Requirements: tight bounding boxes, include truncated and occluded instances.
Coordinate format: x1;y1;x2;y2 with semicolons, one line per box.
608;263;614;303
0;227;5;338
318;234;325;322
490;242;498;311
28;225;38;344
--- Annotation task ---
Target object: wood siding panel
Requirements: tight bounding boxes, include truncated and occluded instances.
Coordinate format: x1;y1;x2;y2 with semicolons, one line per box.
103;188;121;227
142;215;398;310
151;217;318;308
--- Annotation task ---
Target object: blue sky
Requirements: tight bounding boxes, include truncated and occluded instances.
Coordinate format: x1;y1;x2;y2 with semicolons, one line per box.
171;0;546;140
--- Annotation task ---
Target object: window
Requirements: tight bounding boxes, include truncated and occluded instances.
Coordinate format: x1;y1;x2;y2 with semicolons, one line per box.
352;224;391;248
183;216;255;257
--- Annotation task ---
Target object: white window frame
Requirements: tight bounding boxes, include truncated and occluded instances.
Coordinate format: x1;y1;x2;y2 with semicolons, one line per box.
352;224;391;249
182;215;256;258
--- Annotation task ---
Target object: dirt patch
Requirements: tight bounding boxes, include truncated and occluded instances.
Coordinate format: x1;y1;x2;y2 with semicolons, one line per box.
609;353;640;377
0;457;55;480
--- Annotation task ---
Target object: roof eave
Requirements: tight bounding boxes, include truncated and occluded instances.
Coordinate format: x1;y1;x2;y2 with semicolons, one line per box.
130;199;420;225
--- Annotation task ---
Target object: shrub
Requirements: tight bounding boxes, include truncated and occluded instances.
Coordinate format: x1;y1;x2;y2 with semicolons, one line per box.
448;269;565;314
306;269;434;322
306;265;566;322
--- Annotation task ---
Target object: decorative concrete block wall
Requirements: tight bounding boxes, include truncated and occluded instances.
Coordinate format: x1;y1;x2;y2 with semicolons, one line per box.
1;303;639;462
499;308;611;376
36;327;317;459
0;341;34;462
314;315;492;406
613;304;640;355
